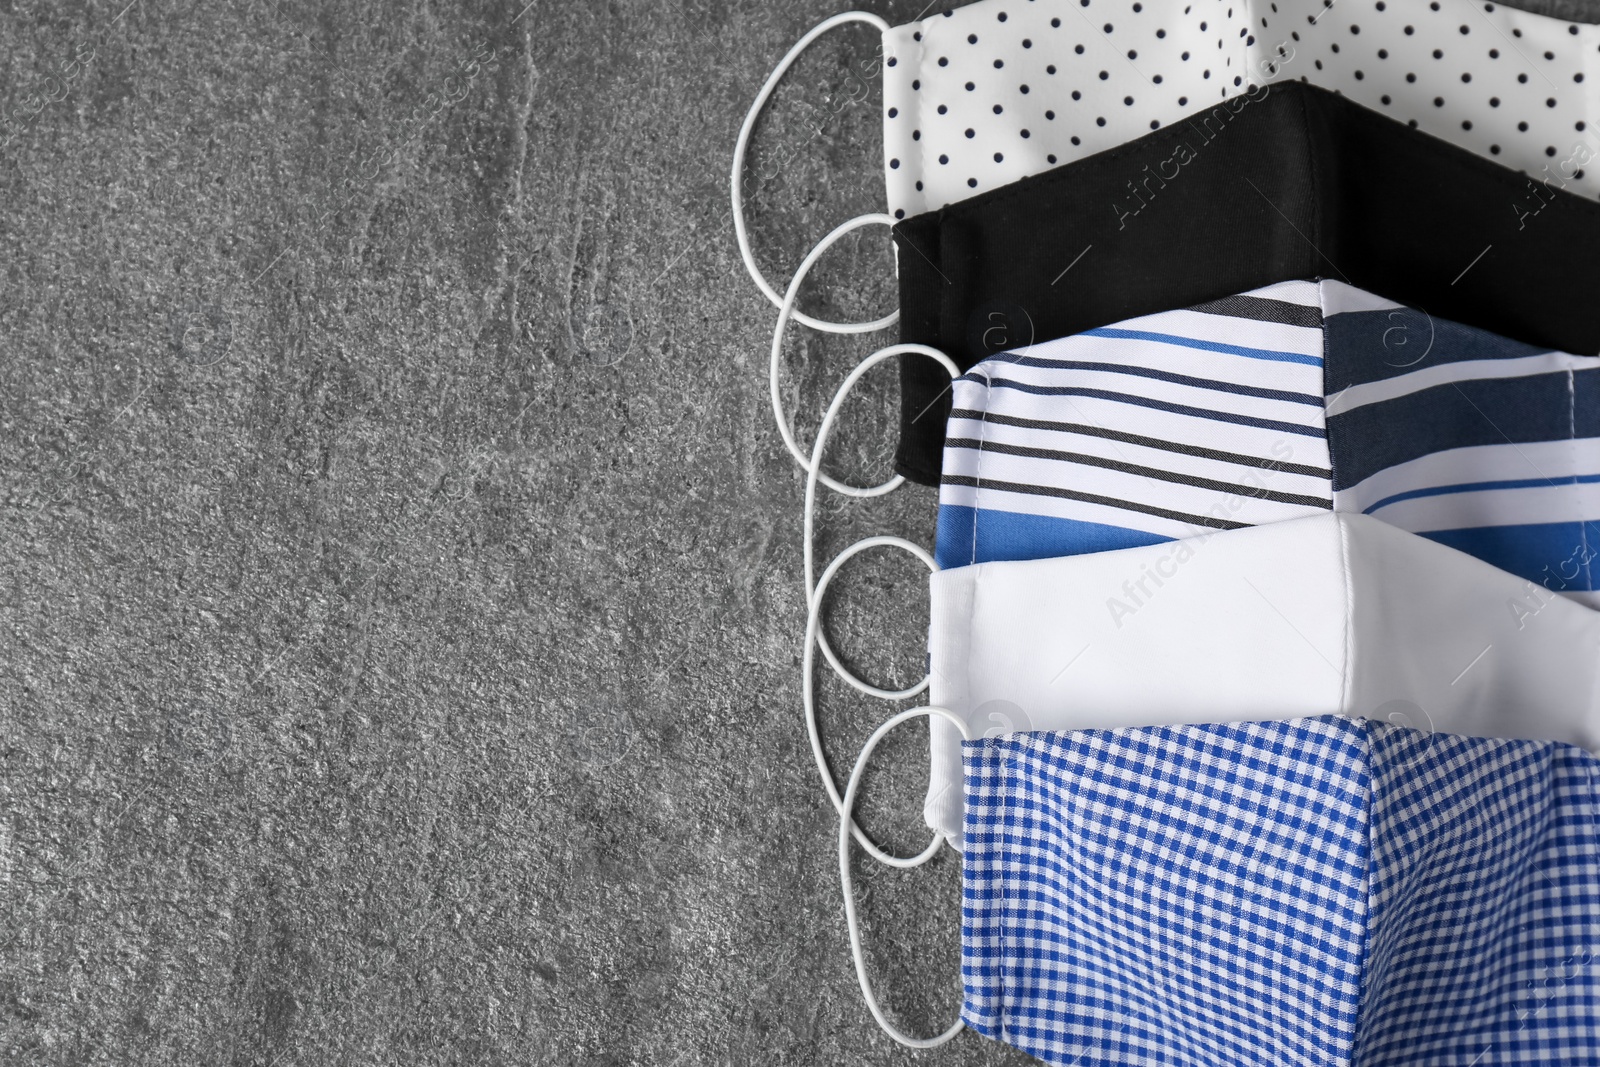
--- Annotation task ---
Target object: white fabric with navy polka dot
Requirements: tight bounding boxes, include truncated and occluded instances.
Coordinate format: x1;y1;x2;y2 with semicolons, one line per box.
882;0;1599;218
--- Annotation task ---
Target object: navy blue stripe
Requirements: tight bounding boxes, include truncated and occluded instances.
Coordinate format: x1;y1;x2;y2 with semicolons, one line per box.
941;474;1251;530
978;377;1328;438
1323;307;1558;393
947;408;1333;478
946;437;1334;507
971;357;1324;406
1327;368;1600;490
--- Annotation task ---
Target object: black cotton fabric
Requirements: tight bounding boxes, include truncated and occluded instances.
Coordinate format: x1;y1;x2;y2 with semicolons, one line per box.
891;79;1600;486
1505;0;1600;21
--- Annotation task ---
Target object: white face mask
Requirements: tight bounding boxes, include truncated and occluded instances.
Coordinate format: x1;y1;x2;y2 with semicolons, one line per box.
923;510;1600;845
882;0;1600;218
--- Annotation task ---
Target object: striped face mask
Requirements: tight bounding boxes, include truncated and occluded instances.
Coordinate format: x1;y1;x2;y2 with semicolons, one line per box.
890;79;1600;485
935;277;1600;584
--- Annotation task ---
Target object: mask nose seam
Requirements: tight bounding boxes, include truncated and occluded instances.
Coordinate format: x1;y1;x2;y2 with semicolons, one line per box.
972;370;989;566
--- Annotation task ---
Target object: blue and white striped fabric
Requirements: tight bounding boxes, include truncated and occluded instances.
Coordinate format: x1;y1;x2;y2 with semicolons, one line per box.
962;717;1600;1067
936;280;1600;604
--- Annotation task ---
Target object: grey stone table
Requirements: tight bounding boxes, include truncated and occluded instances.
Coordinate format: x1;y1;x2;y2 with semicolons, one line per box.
1;1;1593;1063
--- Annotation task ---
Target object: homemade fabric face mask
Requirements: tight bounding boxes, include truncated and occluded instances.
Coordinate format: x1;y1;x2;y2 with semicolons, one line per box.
881;0;1600;219
892;79;1600;484
936;278;1600;600
739;0;1600;232
962;716;1600;1066
922;511;1600;842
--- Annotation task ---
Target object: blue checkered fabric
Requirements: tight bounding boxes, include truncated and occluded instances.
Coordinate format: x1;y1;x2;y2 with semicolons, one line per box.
962;717;1600;1067
1358;727;1600;1064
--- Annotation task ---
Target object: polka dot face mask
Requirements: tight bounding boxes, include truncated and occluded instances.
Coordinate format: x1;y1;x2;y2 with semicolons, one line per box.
883;0;1600;220
890;79;1600;484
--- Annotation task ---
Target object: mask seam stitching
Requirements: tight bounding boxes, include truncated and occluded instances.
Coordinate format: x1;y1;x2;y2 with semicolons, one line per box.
1572;367;1592;594
1351;719;1376;1063
1325;282;1352;719
997;738;1015;1044
1300;84;1321;267
972;370;988;567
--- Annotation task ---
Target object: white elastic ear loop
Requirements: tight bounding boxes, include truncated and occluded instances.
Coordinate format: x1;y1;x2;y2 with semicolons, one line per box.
771;214;911;495
804;535;943;869
805;343;960;693
840;705;971;1049
732;11;897;335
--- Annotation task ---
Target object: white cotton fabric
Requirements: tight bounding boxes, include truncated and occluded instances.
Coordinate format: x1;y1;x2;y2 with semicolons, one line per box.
882;0;1600;219
923;511;1600;845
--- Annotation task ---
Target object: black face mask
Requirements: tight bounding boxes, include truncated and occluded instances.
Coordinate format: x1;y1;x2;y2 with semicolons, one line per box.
890;79;1600;486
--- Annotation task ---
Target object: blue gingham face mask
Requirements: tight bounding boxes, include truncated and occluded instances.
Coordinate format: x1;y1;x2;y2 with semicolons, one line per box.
962;717;1600;1066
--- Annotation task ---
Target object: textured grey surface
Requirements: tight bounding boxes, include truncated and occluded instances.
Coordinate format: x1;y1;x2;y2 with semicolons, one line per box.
0;1;988;1063
1;0;1596;1064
